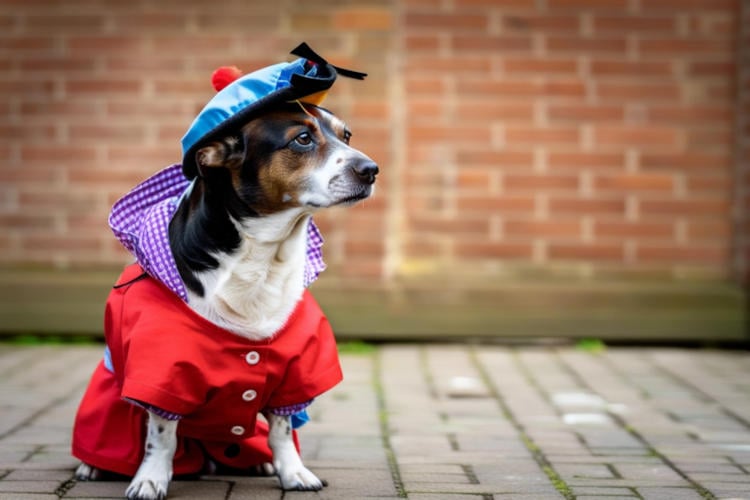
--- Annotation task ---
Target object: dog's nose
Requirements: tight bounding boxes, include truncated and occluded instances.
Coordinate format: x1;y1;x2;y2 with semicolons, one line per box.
353;161;379;184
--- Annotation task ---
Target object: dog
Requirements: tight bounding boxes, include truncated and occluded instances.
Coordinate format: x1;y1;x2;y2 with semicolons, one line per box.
71;46;376;500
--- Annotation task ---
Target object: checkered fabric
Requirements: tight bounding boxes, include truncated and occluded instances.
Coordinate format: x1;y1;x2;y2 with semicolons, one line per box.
108;164;326;303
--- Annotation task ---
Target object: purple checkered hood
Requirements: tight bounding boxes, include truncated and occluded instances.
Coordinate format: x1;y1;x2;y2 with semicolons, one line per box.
109;164;326;302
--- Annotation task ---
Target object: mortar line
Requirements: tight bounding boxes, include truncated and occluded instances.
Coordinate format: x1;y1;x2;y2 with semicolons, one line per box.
373;348;408;499
553;350;717;500
468;346;574;500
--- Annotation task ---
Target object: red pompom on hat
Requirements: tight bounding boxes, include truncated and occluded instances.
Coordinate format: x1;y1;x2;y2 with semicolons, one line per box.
211;66;243;92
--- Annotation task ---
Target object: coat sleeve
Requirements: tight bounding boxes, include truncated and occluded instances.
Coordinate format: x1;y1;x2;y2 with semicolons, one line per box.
117;278;209;416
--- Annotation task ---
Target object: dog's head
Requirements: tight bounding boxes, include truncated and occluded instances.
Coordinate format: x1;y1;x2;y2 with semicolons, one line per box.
192;102;378;216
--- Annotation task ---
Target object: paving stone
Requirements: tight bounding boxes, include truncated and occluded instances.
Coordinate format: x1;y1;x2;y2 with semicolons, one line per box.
0;481;62;493
570;485;638;497
636;486;706;500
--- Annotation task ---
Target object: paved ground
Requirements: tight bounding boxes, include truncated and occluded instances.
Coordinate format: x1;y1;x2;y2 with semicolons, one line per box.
1;343;750;499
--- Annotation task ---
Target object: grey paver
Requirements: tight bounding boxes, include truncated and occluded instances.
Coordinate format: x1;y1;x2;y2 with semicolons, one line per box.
1;344;749;499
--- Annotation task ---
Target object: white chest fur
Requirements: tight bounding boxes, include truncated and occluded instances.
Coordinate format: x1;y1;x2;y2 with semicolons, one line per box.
185;210;311;341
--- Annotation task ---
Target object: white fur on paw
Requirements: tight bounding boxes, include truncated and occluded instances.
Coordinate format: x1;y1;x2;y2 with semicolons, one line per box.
75;462;100;481
126;463;171;500
277;464;324;491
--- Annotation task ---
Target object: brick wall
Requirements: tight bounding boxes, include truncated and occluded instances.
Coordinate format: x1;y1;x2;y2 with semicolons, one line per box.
0;0;746;292
737;0;750;287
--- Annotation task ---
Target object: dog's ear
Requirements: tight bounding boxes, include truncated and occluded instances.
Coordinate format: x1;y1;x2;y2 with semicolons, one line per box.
195;136;244;170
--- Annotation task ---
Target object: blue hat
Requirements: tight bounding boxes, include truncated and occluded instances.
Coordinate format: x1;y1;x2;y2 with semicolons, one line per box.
180;43;366;179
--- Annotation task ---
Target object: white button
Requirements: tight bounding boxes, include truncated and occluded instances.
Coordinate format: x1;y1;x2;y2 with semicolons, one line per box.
231;425;245;436
245;351;260;365
242;389;257;402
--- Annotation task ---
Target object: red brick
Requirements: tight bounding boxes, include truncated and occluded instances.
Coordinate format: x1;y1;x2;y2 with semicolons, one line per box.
20;100;99;116
636;244;728;264
685;129;733;148
0;79;55;96
686;221;731;240
547;36;627;54
688;61;736;77
451;35;532;52
410;217;490;235
0;36;55;51
405;34;440;51
598;83;682;101
548;197;626;215
21;146;97;163
20;57;97;72
65;80;142;95
590;60;674;77
593;174;674;192
548;0;628;8
457;79;585;98
548;104;624;122
640;152;731;171
455;0;532;7
638;38;734;56
113;12;188;31
506;126;580;145
24;14;105;31
454;241;533;259
456;169;492;189
0;124;56;142
67;36;142;52
457;196;536;214
640;199;730;217
455;102;535;121
22;234;102;253
151;36;234;53
457;150;534;167
504;58;579;75
548;152;625;169
408;125;491;144
648;105;732;124
504;219;582;238
106;56;185;73
406;56;492;74
505;174;579;191
593;16;677;33
406;13;488;30
502;14;580;32
548;243;624;261
643;0;738;10
69;124;145;142
334;7;393;30
405;77;448;96
687;176;731;194
594;221;674;239
594;126;680;148
0;214;56;230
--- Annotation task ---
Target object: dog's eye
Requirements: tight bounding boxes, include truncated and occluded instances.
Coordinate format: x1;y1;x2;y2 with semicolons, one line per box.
343;130;352;145
294;133;313;146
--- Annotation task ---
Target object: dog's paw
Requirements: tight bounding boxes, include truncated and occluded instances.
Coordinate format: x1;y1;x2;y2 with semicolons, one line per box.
125;478;169;500
75;462;101;481
277;464;326;491
125;462;172;500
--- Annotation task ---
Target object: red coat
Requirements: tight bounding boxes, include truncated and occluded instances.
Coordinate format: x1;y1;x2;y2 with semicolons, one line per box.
72;264;342;477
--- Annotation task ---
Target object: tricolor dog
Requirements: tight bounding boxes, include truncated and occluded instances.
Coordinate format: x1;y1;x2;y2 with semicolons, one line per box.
71;44;377;500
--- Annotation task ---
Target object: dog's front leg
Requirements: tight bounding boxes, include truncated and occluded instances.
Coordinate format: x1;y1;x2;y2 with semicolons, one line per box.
125;412;178;500
265;412;324;491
